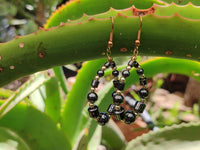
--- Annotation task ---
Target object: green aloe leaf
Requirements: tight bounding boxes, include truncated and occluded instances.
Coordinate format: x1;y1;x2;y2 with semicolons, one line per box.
44;76;62;123
45;0;164;28
0;127;30;150
53;66;68;94
0;102;71;150
101;120;127;150
0;3;200;86
61;59;106;145
125;122;200;150
0;73;50;118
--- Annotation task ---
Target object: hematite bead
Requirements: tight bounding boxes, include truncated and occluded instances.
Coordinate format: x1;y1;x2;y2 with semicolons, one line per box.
97;112;109;126
134;101;146;113
88;105;99;118
113;80;119;88
104;62;110;68
97;70;104;77
138;88;149;98
117;81;125;91
139;77;147;86
112;70;119;77
128;60;139;68
91;79;99;88
113;94;124;105
114;106;125;120
87;92;98;103
122;70;130;78
107;104;115;115
112;91;117;98
110;61;116;68
124;111;136;124
136;68;144;75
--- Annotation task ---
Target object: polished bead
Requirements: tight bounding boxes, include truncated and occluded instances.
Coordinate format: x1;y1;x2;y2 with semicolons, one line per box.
87;92;98;103
113;94;124;105
139;77;147;86
97;112;109;126
107;104;115;115
122;70;130;78
136;68;144;75
88;105;99;118
112;91;117;98
128;60;139;68
97;70;104;77
112;70;119;77
110;61;116;68
117;81;125;91
138;88;149;98
124;111;136;124
114;106;125;120
113;80;119;88
104;62;110;68
91;79;99;88
134;101;146;113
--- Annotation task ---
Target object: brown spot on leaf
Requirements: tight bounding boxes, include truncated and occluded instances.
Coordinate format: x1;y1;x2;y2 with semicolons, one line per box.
165;50;173;55
37;42;46;58
186;54;192;57
0;67;3;72
129;0;133;5
120;47;128;52
10;65;15;70
178;0;182;4
0;56;2;60
19;42;24;48
38;51;45;58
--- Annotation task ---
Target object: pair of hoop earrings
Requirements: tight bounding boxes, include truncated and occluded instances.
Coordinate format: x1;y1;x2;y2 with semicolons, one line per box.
87;16;148;126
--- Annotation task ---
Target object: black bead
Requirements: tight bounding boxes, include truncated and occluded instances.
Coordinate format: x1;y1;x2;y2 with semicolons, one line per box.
134;101;146;113
139;77;147;86
91;79;99;88
112;91;117;98
112;70;119;77
114;106;125;120
128;60;139;68
87;92;98;103
97;112;109;126
138;88;149;98
107;104;115;115
113;80;119;88
110;61;116;68
122;70;130;78
116;81;125;91
104;62;110;68
124;111;136;124
97;70;104;77
136;68;144;75
88;105;99;118
113;94;124;105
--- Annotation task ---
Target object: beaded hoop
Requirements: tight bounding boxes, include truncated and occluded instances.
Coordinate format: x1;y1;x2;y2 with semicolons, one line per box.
87;16;149;126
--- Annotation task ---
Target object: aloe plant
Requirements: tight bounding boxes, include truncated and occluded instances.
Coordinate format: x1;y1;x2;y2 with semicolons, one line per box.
0;0;200;86
0;0;200;150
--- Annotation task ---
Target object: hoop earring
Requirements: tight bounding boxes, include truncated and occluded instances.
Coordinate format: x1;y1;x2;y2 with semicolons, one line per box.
109;16;148;124
87;17;120;126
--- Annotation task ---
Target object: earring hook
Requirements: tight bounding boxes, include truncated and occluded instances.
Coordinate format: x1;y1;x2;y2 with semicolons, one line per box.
132;15;143;61
107;17;114;62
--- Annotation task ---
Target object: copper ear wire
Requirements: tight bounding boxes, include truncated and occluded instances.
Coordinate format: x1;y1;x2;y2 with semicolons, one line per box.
107;17;114;62
132;15;143;61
